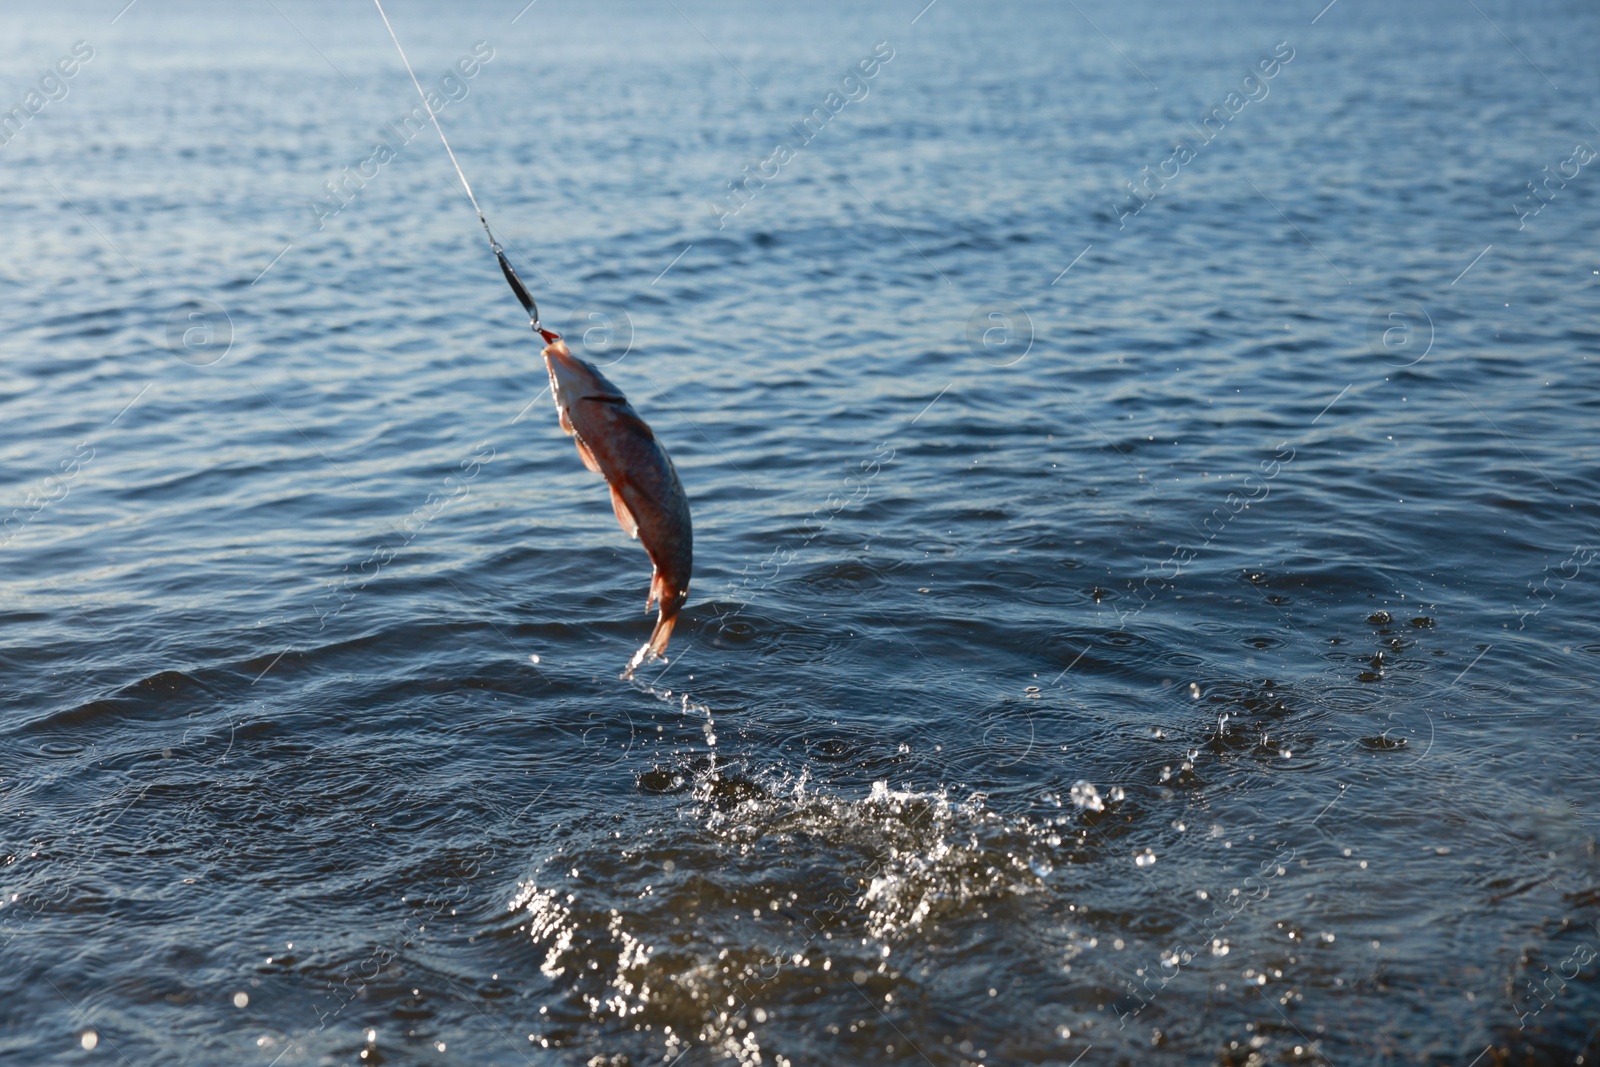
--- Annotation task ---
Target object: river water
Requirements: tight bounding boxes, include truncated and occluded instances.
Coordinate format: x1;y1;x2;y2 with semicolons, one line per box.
2;1;1598;1064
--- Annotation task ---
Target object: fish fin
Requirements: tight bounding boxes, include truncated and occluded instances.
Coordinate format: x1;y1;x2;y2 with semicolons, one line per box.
646;566;661;614
558;405;575;435
573;435;603;474
609;481;639;539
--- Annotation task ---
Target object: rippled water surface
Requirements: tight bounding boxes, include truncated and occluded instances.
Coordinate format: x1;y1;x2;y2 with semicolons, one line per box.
3;1;1599;1064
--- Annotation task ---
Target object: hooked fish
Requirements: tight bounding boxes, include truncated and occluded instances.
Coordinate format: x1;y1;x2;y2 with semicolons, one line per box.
539;329;693;667
371;1;692;667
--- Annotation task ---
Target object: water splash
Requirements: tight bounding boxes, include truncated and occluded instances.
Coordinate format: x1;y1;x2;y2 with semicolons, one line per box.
502;772;1098;1061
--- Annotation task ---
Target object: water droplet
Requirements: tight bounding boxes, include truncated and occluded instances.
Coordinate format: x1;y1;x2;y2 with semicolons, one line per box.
1134;848;1157;867
1069;781;1104;812
233;992;249;1008
81;1031;98;1051
529;654;541;664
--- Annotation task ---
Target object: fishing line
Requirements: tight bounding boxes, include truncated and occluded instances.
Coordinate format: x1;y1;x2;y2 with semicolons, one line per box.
374;2;696;680
372;0;551;335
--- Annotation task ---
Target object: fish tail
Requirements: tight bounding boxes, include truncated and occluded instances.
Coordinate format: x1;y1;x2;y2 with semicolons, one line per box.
647;603;680;659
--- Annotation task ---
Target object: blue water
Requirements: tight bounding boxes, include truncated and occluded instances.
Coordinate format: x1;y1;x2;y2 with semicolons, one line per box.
3;1;1598;1064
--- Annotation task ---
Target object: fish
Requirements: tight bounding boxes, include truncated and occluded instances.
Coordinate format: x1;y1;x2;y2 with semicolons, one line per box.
539;330;692;668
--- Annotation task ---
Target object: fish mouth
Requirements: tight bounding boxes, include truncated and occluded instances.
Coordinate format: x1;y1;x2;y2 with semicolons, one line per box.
543;342;585;388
